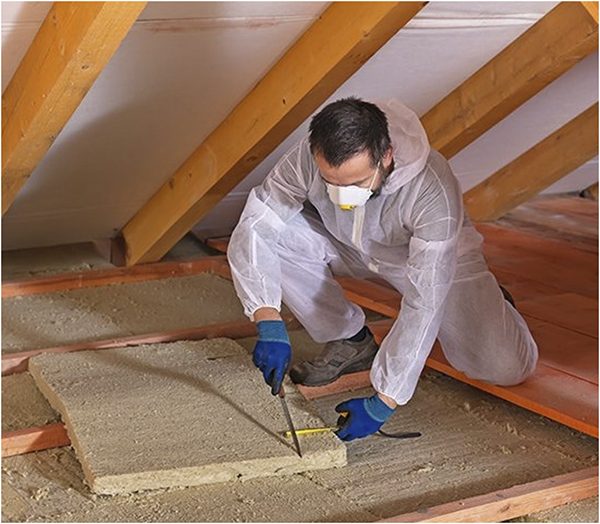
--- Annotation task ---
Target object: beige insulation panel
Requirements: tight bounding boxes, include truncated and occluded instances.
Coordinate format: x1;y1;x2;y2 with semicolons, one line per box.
29;338;346;495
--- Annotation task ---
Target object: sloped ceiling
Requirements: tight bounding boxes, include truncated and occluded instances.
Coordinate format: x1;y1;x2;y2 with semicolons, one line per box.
2;2;598;250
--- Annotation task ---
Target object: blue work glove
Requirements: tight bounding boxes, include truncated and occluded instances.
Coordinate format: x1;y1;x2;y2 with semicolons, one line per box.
335;394;395;441
253;320;292;396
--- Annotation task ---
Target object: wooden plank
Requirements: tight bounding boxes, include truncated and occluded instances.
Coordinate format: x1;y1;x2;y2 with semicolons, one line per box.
530;195;598;218
499;197;598;249
479;223;598;299
421;2;598;158
520;294;598;339
489;267;572;303
2;2;146;214
381;466;598;523
464;104;599;221
298;370;371;400
1;319;258;376
120;2;426;265
427;345;598;437
525;317;598;385
205;237;230;254
2;423;70;457
495;217;598;255
2;256;226;298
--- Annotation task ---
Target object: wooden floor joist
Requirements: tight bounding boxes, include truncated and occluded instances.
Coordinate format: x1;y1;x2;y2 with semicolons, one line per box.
1;319;258;376
381;467;599;523
2;423;70;458
2;256;226;298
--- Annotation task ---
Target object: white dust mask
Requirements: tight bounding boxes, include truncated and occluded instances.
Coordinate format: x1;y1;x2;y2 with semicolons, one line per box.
325;163;380;211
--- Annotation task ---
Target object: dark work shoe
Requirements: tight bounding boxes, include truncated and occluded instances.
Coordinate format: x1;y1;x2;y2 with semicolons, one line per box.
499;284;516;308
289;329;379;387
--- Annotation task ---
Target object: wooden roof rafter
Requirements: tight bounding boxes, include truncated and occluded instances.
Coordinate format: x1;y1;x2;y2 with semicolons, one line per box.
120;2;428;266
464;104;599;222
1;1;146;214
421;1;598;158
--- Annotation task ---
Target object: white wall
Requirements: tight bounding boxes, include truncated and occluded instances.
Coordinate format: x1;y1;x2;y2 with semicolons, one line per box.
2;2;597;249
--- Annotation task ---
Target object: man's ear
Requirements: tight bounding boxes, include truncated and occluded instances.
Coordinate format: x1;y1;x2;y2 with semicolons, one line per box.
383;147;393;170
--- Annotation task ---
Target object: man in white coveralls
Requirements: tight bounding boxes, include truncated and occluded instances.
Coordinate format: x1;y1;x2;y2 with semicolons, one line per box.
227;98;538;441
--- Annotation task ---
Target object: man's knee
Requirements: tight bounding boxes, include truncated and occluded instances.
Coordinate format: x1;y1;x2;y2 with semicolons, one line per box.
469;342;538;386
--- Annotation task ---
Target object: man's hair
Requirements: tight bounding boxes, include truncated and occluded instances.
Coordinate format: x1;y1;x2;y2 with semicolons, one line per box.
309;97;391;168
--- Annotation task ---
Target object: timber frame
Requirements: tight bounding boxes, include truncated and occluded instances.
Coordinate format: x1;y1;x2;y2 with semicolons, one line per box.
2;254;598;521
2;2;598;521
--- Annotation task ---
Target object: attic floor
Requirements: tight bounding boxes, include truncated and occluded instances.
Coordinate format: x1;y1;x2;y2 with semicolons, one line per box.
1;194;598;522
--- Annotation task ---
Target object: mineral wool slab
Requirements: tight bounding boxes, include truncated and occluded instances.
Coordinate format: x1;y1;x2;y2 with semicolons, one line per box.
28;339;346;495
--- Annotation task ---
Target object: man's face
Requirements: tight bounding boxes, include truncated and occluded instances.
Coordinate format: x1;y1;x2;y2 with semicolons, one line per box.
315;149;392;193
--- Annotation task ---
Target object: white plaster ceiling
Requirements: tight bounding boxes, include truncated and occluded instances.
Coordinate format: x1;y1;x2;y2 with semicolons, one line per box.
2;1;598;249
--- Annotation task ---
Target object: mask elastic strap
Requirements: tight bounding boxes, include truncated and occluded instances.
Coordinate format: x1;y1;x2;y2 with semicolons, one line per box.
367;162;382;191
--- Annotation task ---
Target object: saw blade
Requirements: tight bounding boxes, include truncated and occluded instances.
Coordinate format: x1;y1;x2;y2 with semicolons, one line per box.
278;389;302;458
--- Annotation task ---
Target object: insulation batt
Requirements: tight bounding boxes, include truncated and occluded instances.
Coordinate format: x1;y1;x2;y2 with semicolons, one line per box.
227;99;538;404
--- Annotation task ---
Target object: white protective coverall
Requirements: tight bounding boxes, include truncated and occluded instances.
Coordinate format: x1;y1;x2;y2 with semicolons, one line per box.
227;99;538;405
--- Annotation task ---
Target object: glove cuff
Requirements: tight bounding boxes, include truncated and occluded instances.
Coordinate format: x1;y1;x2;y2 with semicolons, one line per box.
256;320;290;345
364;394;395;423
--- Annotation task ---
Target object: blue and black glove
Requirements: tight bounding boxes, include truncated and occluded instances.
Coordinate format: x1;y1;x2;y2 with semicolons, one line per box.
253;320;292;396
335;394;395;441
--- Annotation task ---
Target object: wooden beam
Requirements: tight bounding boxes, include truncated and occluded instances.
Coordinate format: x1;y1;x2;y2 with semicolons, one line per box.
120;2;426;265
381;467;598;523
2;2;146;214
298;370;371;400
2;256;226;298
2;319;258;376
581;1;599;23
421;2;598;158
465;104;599;222
2;423;70;457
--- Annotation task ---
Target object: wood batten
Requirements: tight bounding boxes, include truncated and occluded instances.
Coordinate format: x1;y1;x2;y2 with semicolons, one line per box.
120;2;426;265
381;467;599;523
421;2;598;158
464;104;599;222
2;2;146;214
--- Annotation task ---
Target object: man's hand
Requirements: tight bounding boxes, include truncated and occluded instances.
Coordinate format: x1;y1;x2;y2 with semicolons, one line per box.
253;320;292;396
335;394;395;441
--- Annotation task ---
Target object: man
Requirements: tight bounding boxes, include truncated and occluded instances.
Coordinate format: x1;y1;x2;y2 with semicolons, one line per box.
227;98;538;441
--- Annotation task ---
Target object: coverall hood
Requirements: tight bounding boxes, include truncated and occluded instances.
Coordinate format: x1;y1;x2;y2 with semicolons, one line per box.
378;99;431;195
